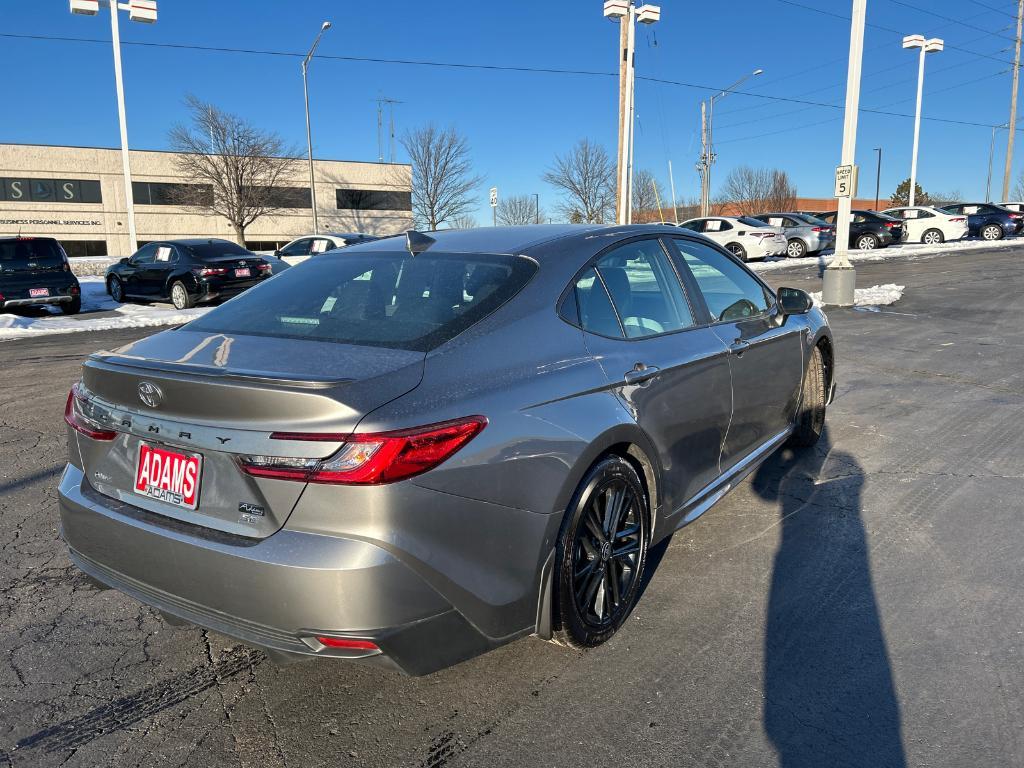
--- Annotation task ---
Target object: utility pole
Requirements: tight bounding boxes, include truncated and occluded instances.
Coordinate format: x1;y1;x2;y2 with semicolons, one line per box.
1003;0;1024;201
534;193;540;224
667;159;679;223
605;1;660;225
822;0;867;307
874;147;882;210
70;0;157;254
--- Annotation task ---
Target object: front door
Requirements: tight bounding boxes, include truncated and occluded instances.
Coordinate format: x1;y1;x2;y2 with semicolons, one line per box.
669;237;804;472
571;238;733;513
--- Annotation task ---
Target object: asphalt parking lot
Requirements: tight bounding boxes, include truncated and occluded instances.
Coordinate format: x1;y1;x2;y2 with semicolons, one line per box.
2;245;1023;767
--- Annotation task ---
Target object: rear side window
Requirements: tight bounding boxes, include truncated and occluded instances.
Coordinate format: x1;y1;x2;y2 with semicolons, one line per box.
188;252;536;352
0;238;64;269
673;238;770;322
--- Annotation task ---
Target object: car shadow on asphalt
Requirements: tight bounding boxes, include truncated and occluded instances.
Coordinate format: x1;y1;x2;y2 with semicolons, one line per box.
750;429;906;768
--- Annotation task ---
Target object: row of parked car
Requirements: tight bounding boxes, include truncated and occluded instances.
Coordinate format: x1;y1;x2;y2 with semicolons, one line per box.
675;201;1024;261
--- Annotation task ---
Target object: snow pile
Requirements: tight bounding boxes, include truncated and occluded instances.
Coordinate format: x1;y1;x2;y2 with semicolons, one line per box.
750;235;1021;274
809;283;905;308
0;276;210;341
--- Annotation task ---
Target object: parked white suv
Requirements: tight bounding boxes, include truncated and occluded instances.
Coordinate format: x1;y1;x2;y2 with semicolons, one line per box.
678;216;788;261
881;206;968;245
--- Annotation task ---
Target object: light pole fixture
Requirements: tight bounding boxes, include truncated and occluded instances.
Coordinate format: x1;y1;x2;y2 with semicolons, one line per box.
902;34;943;207
303;20;331;235
698;68;763;217
605;1;661;225
69;0;157;254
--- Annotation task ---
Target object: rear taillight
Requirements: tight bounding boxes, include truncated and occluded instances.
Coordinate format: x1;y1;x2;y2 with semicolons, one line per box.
950;217;966;222
256;263;272;272
64;384;117;441
70;285;80;296
884;221;898;228
811;226;830;232
1009;213;1023;220
315;637;379;651
239;416;486;485
192;267;229;277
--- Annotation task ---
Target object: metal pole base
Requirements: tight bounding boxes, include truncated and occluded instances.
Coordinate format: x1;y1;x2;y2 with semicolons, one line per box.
822;266;856;307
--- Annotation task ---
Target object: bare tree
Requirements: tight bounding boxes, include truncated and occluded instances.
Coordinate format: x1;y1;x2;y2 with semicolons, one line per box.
631;169;663;222
168;95;300;244
401;124;482;230
496;194;543;225
720;166;797;215
543;139;615;223
449;214;478;229
930;188;963;206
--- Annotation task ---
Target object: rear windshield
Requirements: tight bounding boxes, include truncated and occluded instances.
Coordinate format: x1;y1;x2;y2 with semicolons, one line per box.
186;242;252;259
187;251;537;352
796;213;831;226
737;216;769;227
0;239;64;269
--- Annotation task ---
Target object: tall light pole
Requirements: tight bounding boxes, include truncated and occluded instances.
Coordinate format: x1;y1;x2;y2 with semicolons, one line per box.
534;193;540;224
698;68;763;217
987;123;1009;202
303;21;331;235
902;35;943;207
874;147;882;210
822;0;867;307
604;1;661;225
1003;0;1024;201
69;0;156;254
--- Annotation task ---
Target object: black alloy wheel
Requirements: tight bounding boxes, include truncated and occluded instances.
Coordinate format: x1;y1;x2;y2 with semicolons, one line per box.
555;455;649;649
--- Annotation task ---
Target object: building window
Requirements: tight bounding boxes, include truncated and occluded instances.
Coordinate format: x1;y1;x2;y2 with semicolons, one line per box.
250;187;311;209
132;181;213;207
0;178;102;204
336;189;412;211
60;240;108;258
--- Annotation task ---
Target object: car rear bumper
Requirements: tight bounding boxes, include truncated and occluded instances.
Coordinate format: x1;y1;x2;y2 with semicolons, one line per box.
57;463;508;675
1;294;75;307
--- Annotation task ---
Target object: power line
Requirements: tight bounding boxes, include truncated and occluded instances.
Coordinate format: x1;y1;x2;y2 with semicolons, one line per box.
883;0;1017;42
964;0;1019;19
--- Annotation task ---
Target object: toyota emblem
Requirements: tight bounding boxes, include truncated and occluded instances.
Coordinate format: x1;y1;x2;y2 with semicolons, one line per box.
138;381;163;408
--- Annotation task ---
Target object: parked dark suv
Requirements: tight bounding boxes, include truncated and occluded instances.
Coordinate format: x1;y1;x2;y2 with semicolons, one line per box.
0;237;81;314
936;203;1022;241
106;239;274;310
815;210;904;250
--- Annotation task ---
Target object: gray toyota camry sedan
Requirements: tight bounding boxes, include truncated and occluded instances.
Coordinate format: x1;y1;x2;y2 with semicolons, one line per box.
58;224;835;675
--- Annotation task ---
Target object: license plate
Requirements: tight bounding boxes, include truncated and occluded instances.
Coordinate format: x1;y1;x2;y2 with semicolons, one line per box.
234;268;251;278
29;288;50;297
134;442;202;510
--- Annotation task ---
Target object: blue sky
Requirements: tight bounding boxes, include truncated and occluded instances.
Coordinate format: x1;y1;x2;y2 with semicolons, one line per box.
3;0;1022;221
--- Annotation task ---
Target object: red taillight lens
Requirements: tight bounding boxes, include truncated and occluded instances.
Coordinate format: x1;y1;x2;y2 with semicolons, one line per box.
811;226;830;232
193;267;229;277
64;384;117;441
951;217;966;222
256;263;272;272
884;221;898;228
315;636;379;651
70;285;81;296
1010;213;1023;220
239;416;487;485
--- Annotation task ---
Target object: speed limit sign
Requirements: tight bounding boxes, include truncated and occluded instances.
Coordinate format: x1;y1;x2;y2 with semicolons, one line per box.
834;165;857;198
489;187;498;207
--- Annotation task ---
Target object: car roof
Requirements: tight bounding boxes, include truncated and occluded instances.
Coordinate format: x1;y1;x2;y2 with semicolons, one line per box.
154;238;244;247
0;236;60;243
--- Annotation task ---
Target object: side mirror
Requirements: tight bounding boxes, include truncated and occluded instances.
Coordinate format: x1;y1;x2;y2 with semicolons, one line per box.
778;287;814;315
120;257;130;265
273;250;282;257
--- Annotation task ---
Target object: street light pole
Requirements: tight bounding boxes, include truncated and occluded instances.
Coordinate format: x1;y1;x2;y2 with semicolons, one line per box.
70;0;157;255
303;21;331;236
534;193;540;224
698;68;763;217
605;1;660;225
822;0;867;307
987;124;1008;202
903;35;943;207
874;147;882;210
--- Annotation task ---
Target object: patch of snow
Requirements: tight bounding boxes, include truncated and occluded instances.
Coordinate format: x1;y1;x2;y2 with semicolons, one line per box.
809;283;905;308
0;276;210;341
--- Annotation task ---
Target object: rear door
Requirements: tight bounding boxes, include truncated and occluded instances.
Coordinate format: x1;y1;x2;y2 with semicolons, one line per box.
669;237;803;472
567;237;732;511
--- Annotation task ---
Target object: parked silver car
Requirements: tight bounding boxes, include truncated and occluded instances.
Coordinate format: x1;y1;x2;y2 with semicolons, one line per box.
59;225;835;674
749;213;836;258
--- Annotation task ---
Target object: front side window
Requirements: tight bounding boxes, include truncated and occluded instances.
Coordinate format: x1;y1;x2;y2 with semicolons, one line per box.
280;239;312;256
594;240;695;338
131;244;158;265
187;252;536;352
673;238;770;322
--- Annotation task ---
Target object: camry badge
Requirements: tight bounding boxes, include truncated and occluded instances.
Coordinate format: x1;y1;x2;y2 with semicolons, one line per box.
138;381;163;408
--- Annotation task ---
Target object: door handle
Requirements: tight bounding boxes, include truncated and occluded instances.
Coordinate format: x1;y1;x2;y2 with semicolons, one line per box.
729;340;750;356
624;363;660;385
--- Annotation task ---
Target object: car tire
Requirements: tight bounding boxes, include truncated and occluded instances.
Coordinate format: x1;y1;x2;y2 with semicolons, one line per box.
554;455;649;650
726;243;748;261
170;281;194;310
788;345;827;448
855;233;879;250
786;238;807;258
60;296;82;315
108;276;125;303
981;223;1003;241
921;228;944;245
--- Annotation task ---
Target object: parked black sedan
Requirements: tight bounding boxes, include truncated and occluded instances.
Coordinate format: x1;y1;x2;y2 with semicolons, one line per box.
106;239;275;310
936;203;1022;241
815;210;904;250
0;236;81;314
